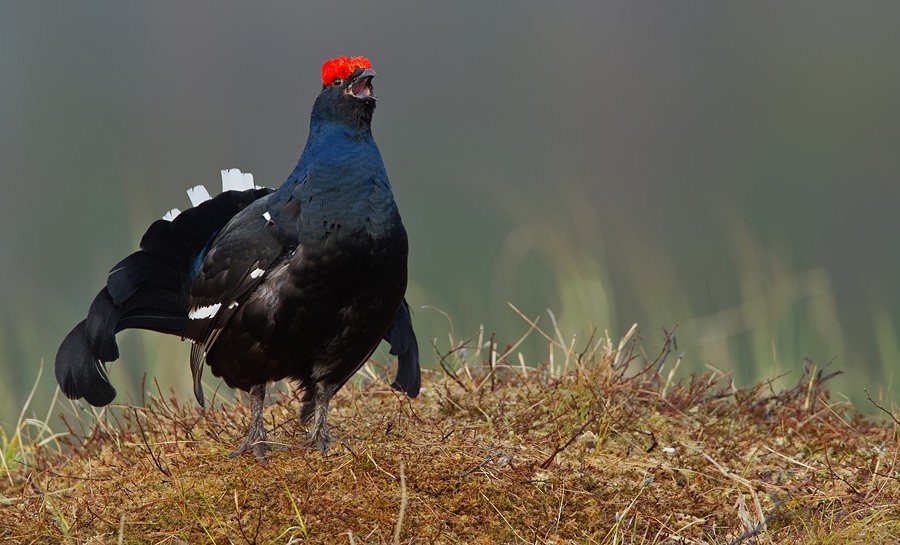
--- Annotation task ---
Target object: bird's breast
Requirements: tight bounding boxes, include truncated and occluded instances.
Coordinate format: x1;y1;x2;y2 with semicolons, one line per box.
210;221;408;389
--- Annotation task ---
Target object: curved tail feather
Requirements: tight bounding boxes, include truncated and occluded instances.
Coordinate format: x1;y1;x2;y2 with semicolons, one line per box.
56;320;117;407
55;183;273;406
385;300;421;398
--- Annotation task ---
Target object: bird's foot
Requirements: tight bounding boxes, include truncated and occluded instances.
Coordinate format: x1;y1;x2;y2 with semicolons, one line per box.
228;383;275;462
299;382;336;452
228;431;270;461
306;423;332;453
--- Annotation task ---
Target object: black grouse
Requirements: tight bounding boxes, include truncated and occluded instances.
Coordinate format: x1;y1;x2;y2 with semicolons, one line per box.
55;55;420;459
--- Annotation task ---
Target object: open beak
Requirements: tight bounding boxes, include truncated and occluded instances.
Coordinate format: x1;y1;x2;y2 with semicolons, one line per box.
349;68;376;100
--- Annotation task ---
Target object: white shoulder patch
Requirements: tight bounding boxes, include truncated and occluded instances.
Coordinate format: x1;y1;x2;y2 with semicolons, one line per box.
163;208;181;221
189;303;222;320
262;211;272;222
187;185;212;207
221;168;256;192
250;267;265;279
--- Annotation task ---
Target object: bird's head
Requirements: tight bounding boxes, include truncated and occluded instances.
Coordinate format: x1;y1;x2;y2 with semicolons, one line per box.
312;55;377;129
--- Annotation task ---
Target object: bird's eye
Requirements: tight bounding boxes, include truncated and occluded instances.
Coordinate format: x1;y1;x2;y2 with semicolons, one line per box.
331;78;344;87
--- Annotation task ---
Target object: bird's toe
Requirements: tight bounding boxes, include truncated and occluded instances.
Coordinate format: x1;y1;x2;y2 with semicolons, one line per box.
228;426;271;462
228;437;268;462
307;426;332;452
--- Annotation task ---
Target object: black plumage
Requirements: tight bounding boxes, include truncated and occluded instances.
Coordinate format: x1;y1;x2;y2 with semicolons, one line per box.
55;56;420;459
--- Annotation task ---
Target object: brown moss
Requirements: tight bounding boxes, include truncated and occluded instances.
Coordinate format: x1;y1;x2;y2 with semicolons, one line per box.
2;335;899;544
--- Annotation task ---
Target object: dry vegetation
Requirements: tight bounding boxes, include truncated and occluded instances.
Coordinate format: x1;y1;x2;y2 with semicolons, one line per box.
2;324;899;544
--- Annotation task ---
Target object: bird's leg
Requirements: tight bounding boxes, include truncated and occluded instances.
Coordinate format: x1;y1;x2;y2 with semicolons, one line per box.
229;383;269;461
300;382;337;452
298;387;316;424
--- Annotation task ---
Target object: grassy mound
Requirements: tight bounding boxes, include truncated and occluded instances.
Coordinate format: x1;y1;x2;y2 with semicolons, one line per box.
2;327;898;544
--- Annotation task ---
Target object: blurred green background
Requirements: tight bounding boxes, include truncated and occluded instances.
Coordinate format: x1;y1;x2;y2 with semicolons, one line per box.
2;2;899;428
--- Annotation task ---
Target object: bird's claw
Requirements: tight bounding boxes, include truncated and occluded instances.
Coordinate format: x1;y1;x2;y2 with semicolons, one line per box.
228;435;270;462
307;426;332;452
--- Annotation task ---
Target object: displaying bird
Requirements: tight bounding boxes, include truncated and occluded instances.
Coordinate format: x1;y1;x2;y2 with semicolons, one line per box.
55;55;420;460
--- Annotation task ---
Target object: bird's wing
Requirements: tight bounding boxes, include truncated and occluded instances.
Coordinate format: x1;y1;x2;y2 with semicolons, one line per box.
384;299;420;397
183;194;299;405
